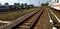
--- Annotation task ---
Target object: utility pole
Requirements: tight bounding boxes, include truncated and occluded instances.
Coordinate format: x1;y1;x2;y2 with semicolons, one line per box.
39;1;40;6
29;0;31;9
30;0;31;5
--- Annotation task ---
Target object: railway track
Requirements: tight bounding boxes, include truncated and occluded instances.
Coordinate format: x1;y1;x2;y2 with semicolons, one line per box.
32;8;53;29
12;8;44;29
0;8;40;29
0;7;53;29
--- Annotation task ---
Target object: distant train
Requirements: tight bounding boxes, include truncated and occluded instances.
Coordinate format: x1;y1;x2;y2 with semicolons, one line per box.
49;0;60;10
0;5;34;12
0;5;33;9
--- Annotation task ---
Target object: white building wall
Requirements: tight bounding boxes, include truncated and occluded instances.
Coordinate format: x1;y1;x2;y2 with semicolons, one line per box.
49;0;60;6
59;0;60;3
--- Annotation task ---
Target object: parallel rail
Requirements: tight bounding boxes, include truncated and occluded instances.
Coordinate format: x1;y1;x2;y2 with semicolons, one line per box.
13;8;43;29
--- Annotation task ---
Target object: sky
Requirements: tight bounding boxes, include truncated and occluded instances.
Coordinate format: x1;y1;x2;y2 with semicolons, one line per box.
0;0;50;6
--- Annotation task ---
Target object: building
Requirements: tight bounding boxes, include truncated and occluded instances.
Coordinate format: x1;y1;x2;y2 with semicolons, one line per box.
0;5;15;12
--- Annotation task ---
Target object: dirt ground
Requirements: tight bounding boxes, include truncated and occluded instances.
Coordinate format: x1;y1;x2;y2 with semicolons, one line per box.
33;8;53;29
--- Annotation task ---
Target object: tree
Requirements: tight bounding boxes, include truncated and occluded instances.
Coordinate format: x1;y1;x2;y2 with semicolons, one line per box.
41;3;48;6
21;3;24;6
25;3;27;6
14;3;20;6
14;3;20;9
24;3;28;8
30;4;34;7
41;3;45;6
46;3;48;6
4;3;9;5
16;3;20;6
21;3;24;9
14;3;16;6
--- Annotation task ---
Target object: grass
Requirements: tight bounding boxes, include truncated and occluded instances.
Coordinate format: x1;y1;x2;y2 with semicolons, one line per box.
0;23;7;26
0;8;39;21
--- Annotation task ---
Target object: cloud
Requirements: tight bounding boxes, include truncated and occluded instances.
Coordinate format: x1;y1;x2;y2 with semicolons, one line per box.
0;0;18;5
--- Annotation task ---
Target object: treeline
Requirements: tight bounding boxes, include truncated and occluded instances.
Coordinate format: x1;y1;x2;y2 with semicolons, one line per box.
41;3;48;6
0;3;34;9
0;3;34;12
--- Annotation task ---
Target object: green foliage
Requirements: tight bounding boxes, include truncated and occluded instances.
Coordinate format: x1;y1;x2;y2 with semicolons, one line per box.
4;3;9;5
25;3;27;6
14;3;20;6
41;3;48;6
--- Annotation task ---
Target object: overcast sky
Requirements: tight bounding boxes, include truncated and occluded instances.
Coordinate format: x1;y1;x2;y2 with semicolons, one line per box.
0;0;50;6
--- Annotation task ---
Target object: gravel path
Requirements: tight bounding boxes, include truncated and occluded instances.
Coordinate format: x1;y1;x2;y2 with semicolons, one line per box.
33;8;53;29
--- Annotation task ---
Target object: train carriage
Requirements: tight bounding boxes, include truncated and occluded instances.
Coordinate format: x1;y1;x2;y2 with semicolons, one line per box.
0;4;34;12
49;0;60;10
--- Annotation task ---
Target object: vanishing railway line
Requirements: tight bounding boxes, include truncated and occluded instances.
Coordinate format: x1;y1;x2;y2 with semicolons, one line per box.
1;7;60;29
0;8;42;29
12;8;44;29
12;7;53;29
